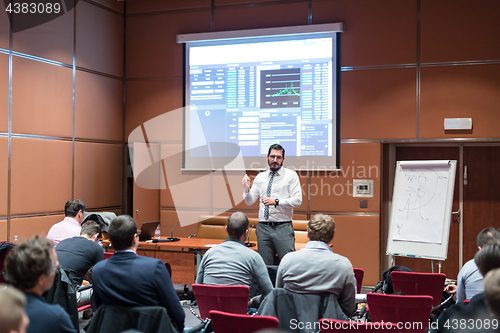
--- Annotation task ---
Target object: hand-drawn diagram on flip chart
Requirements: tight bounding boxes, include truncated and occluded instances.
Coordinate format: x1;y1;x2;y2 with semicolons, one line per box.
393;167;448;244
387;160;456;260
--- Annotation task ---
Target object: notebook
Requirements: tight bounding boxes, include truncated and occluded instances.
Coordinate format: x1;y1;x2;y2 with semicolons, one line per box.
138;221;160;241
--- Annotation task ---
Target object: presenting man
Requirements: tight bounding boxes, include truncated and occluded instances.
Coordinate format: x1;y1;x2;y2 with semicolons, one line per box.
47;199;86;246
242;144;302;265
196;212;273;301
91;215;184;333
276;214;356;317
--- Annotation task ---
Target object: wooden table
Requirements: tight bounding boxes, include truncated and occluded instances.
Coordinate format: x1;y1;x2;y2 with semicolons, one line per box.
102;237;225;284
102;237;306;285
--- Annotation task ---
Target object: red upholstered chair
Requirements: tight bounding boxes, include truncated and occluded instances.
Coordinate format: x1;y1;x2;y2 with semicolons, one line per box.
367;293;433;333
353;268;364;294
210;310;279;333
390;271;446;309
103;252;113;259
319;318;399;332
192;284;250;320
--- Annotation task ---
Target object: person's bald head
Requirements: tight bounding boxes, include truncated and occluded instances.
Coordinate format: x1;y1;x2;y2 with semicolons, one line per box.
226;212;249;239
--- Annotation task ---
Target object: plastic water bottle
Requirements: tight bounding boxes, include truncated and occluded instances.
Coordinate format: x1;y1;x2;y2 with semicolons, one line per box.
155;225;161;239
13;235;18;243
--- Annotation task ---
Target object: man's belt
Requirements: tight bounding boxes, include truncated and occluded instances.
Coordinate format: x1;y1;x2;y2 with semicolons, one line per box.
258;221;292;227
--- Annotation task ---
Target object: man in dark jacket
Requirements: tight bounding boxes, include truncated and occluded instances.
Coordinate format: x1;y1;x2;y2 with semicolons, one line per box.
5;236;76;333
92;215;185;333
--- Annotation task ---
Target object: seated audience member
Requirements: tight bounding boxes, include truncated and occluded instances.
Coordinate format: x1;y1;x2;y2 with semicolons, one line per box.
484;268;500;318
47;199;86;246
91;215;184;333
55;220;104;306
433;242;500;333
275;214;356;317
5;236;75;333
0;284;30;333
196;212;273;302
446;227;500;302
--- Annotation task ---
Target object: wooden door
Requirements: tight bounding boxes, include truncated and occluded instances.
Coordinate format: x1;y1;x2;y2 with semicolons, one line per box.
462;146;500;263
392;146;460;278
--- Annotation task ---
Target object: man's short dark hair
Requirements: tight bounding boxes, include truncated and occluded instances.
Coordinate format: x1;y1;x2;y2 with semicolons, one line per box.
475;242;500;276
81;220;102;240
227;212;249;239
108;215;137;251
477;227;500;248
64;199;86;218
268;144;285;158
5;236;55;291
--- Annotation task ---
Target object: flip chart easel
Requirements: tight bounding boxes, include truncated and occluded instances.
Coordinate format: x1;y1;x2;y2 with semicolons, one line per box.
386;160;457;271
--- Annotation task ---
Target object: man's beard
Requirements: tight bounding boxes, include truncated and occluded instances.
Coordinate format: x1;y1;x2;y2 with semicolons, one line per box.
268;160;283;172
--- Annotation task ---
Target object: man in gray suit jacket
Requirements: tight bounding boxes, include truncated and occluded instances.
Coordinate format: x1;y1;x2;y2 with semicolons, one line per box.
276;214;356;317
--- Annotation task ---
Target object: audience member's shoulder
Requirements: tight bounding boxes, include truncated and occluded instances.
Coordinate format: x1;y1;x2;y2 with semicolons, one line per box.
330;251;353;267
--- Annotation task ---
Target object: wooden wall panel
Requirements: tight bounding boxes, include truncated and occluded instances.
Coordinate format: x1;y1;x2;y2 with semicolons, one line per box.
0;10;8;49
10;214;64;242
420;64;500;139
212;171;258;211
12;58;72;137
74;142;122;209
0;137;7;217
127;0;209;13
214;2;308;32
0;53;7;133
330;215;379;285
125;79;183;138
126;10;210;78
312;0;417;67
76;1;123;76
311;142;380;213
161;209;205;238
160;144;210;210
75;71;123;141
215;0;269;5
421;0;500;63
0;220;6;241
91;0;124;12
340;68;416;140
10;138;72;215
12;9;73;64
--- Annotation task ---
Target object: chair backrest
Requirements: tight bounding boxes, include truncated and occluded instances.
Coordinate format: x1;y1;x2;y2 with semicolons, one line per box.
210;310;279;333
319;318;399;332
103;252;113;259
367;293;433;333
192;284;250;319
353;268;364;294
390;271;446;308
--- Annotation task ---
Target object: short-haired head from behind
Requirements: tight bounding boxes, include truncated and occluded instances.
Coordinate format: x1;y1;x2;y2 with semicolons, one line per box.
227;212;249;239
5;236;56;292
64;199;86;218
81;220;102;242
0;284;29;333
484;268;500;319
476;227;500;249
307;214;335;244
475;242;500;277
108;215;138;251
